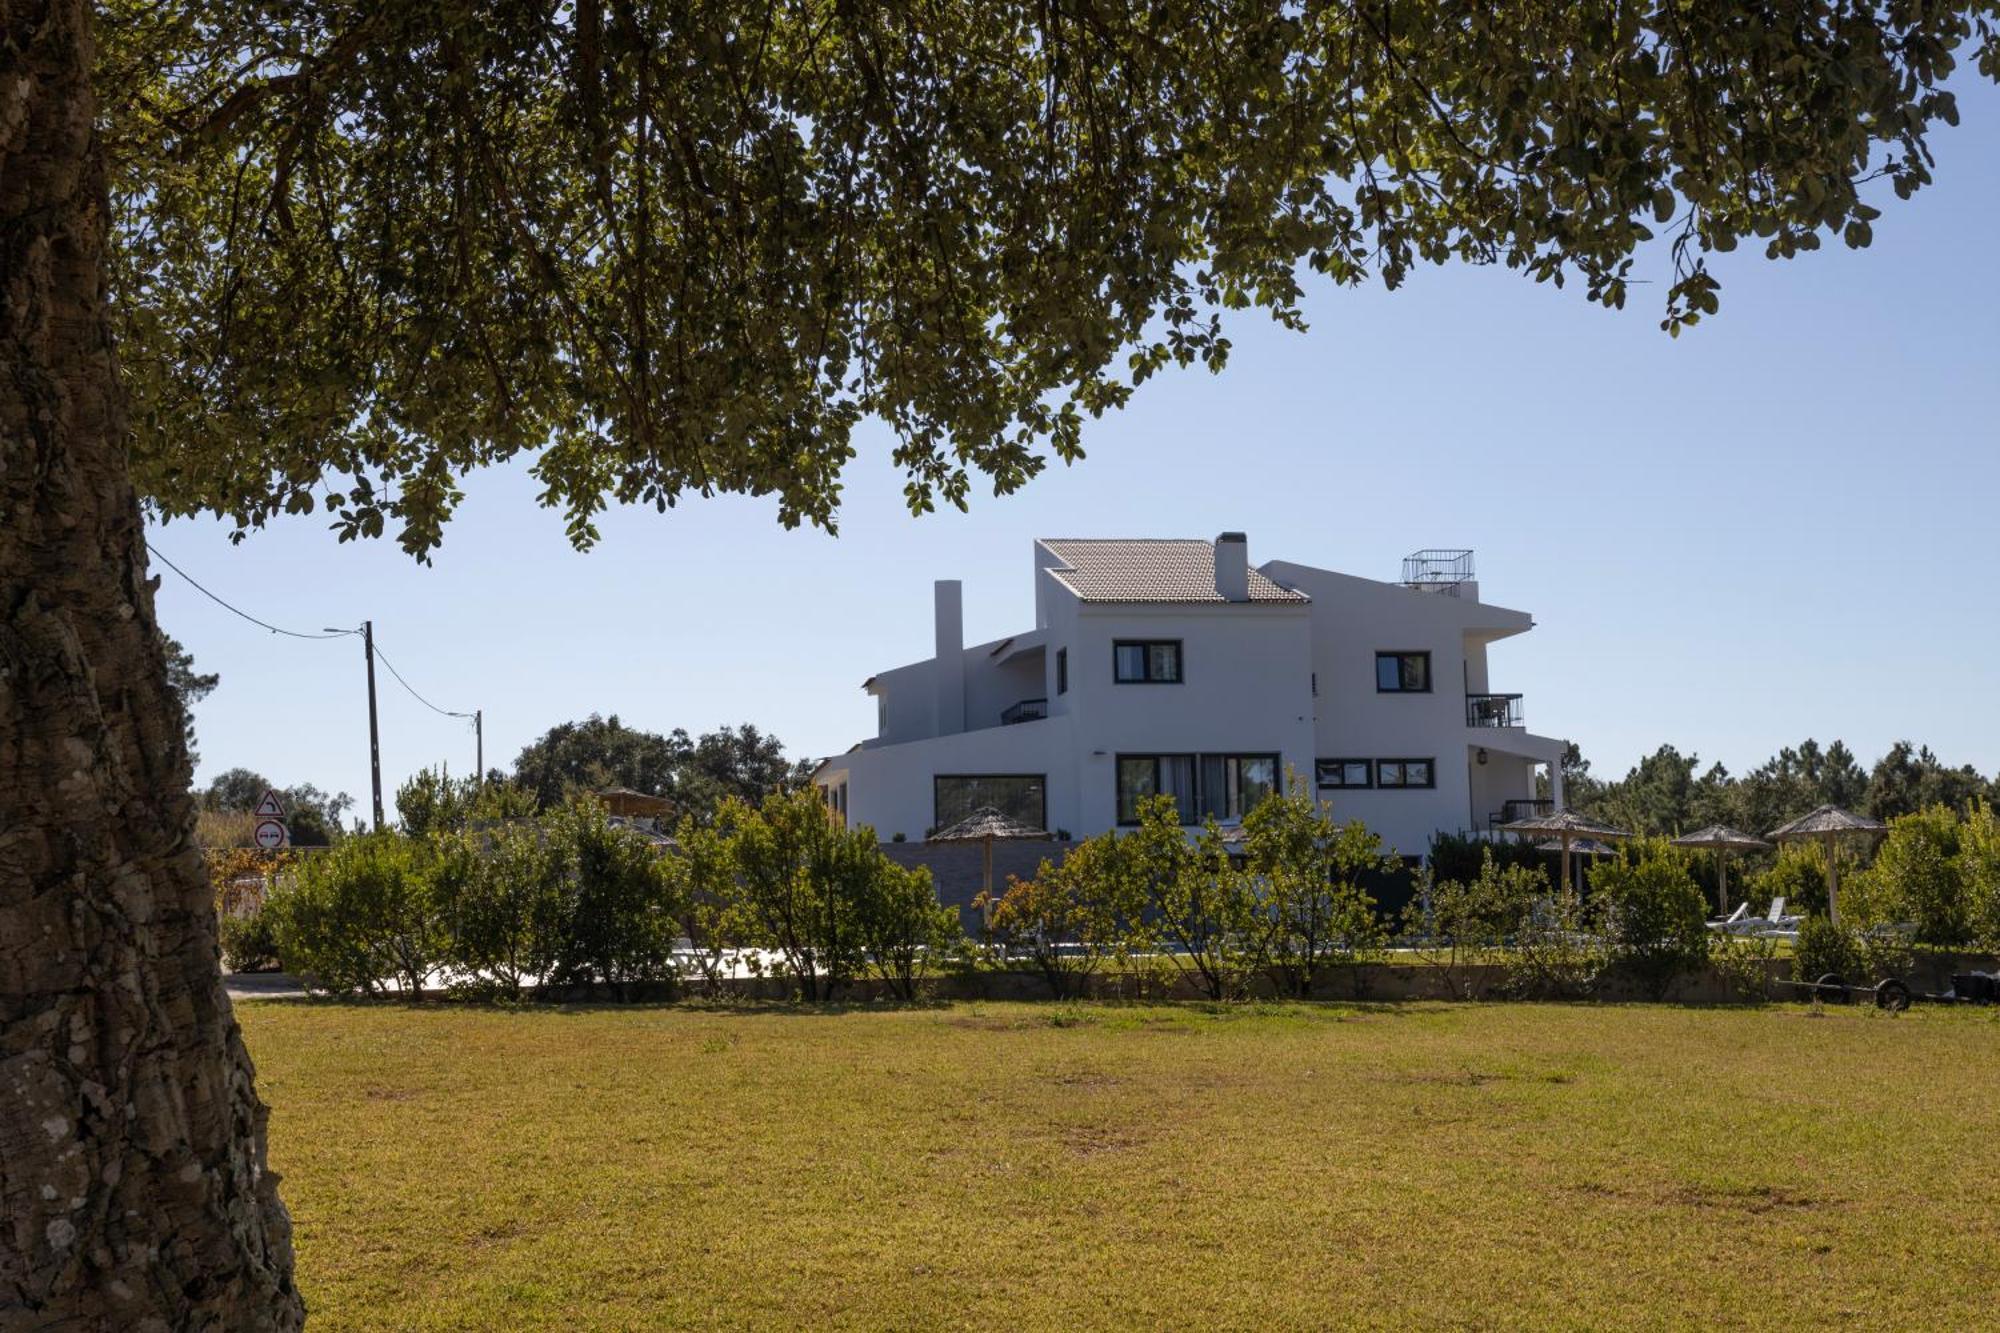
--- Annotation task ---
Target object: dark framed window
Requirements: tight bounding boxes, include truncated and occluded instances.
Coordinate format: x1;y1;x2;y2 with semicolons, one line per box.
1315;758;1374;789
1117;753;1280;824
1114;639;1183;684
1376;758;1436;789
1116;754;1197;824
1056;647;1068;695
934;774;1046;832
1198;755;1280;820
1375;651;1432;693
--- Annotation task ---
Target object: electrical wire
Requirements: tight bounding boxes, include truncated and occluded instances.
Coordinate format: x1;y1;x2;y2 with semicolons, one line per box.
149;541;475;726
148;544;357;641
369;640;475;721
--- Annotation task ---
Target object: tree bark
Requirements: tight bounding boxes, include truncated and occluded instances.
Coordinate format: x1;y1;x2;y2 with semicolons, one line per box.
1;2;303;1327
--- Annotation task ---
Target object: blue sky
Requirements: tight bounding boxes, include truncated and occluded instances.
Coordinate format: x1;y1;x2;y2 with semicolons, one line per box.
151;77;2000;816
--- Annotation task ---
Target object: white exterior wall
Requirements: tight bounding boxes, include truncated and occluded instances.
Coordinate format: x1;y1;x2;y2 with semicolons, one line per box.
1263;561;1564;855
1058;603;1314;832
821;542;1569;857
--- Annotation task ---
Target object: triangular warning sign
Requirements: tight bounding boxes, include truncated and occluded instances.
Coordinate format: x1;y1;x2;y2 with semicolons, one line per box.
253;789;287;819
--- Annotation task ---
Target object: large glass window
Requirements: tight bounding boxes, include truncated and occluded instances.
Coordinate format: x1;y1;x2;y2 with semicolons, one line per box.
1114;640;1182;683
1315;758;1374;789
934;774;1047;832
1199;755;1279;820
1117;755;1197;823
1376;758;1435;789
1375;651;1432;693
1118;754;1277;824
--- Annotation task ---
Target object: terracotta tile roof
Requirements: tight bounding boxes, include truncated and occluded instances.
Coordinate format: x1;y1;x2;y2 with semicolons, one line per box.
1039;539;1309;604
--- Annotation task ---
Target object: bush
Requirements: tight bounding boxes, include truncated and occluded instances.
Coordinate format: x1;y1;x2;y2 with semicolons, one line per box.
266;833;445;995
1243;779;1392;998
1851;805;1966;947
1399;854;1521;1000
1961;800;2000;956
1505;884;1605;1001
988;833;1140;999
1708;933;1777;1003
854;859;960;1000
441;823;569;997
1426;830;1543;888
1591;840;1710;999
219;906;280;972
542;798;681;993
1792;914;1861;985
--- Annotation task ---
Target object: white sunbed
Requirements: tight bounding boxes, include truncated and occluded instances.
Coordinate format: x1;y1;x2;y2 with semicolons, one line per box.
1707;903;1751;931
1727;897;1798;936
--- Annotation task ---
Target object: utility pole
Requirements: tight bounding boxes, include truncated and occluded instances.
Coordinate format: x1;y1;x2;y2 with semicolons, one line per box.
364;619;384;831
474;709;484;788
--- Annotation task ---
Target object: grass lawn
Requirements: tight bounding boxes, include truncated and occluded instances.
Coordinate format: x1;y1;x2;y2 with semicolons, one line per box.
240;999;2000;1330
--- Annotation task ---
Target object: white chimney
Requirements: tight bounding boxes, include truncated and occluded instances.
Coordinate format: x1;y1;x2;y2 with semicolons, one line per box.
934;580;966;736
1214;532;1249;602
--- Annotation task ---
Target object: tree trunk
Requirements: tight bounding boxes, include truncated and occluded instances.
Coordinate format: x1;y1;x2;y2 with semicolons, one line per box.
0;2;303;1326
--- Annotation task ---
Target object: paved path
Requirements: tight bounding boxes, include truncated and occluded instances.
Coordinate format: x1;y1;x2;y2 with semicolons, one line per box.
225;972;308;1000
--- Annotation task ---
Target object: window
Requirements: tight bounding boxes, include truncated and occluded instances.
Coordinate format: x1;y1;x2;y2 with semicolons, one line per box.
1198;755;1279;820
1315;758;1374;789
1056;647;1068;695
1375;651;1432;693
934;775;1046;832
1117;753;1280;824
1114;639;1182;683
1116;755;1197;824
1376;758;1435;789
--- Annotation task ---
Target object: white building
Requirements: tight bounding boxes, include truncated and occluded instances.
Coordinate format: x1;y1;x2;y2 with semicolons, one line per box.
812;536;1568;857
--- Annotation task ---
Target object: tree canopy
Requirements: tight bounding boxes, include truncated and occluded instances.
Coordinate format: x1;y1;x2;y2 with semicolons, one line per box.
103;0;1999;558
510;714;808;816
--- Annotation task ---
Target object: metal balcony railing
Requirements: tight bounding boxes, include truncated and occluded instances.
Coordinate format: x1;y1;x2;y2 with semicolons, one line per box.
1000;697;1048;726
1490;798;1554;830
1401;548;1475;596
1466;693;1524;728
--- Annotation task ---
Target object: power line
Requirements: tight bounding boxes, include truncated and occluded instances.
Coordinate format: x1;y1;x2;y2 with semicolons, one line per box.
368;639;475;721
148;543;357;641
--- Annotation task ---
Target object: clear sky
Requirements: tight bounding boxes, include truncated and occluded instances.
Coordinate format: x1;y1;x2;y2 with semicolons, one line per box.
150;77;2000;818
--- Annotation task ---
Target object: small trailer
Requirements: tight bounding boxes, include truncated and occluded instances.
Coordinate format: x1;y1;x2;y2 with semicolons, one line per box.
1779;970;2000;1012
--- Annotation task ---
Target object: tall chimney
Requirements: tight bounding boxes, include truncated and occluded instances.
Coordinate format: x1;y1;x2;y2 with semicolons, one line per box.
934;579;966;735
1214;532;1249;602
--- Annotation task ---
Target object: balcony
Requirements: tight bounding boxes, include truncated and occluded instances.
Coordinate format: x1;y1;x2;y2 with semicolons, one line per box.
1000;697;1048;726
1402;548;1474;597
1466;693;1524;728
1489;797;1553;831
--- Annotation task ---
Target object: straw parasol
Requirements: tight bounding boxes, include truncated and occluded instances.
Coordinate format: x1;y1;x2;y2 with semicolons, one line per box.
1501;809;1633;895
1669;825;1770;915
1767;805;1885;926
929;806;1052;903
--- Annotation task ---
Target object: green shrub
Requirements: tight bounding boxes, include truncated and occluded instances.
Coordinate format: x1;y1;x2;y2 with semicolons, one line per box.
1961;800;2000;956
1591;839;1710;999
854;859;961;1000
1399;853;1525;1000
1242;778;1393;999
1708;933;1777;1003
1792;914;1862;984
219;907;280;972
266;832;445;995
1426;830;1543;888
542;798;681;993
1852;805;1966;946
441;823;569;997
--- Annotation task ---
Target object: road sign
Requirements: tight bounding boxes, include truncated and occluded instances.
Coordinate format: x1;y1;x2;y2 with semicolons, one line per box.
253;789;288;819
253;819;290;851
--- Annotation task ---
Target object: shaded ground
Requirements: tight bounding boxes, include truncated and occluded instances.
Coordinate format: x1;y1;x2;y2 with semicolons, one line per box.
237;999;2000;1330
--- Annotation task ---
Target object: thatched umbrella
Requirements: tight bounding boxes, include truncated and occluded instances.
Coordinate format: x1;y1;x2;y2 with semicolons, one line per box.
1768;805;1885;925
1501;809;1633;895
929;806;1052;905
1669;825;1770;915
